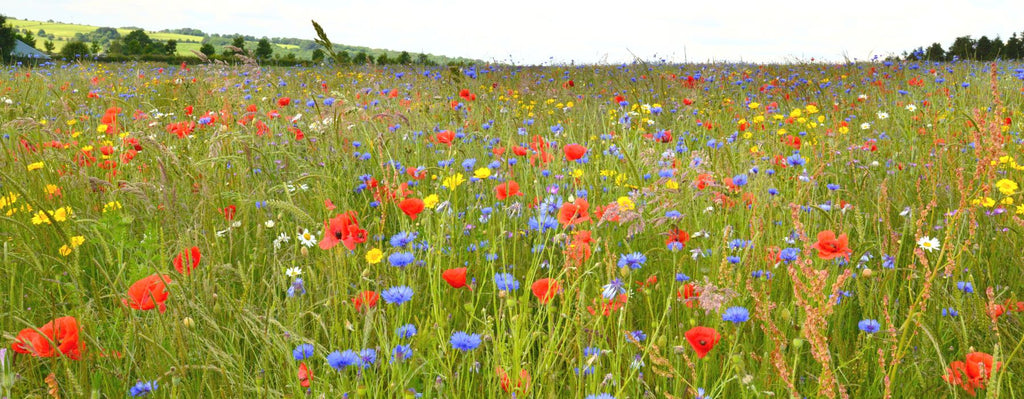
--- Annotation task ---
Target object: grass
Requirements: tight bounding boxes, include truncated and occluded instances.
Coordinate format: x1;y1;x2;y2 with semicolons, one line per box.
0;59;1022;398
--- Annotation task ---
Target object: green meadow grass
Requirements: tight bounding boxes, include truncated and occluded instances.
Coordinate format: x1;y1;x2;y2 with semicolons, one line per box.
0;60;1022;398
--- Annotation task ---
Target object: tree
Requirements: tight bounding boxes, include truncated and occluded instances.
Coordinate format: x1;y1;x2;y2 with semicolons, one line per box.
375;53;389;65
199;43;215;56
43;40;54;54
925;42;945;61
947;36;974;61
164;39;177;56
1006;34;1022;59
0;15;17;62
254;38;273;59
397;51;412;64
232;36;245;50
60;41;91;58
311;48;325;62
976;35;993;61
417;53;429;65
123;29;153;55
992;37;1005;59
107;40;123;55
90;41;100;54
353;51;367;64
337;50;350;64
17;31;36;48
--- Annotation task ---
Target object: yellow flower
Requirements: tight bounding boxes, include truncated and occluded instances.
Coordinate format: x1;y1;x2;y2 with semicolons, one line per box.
805;104;820;114
27;162;44;171
995;179;1018;195
1001;197;1014;205
45;184;60;196
665;180;679;190
59;236;85;256
0;192;17;209
423;194;439;209
52;206;72;222
617;196;636;211
31;210;50;225
365;248;383;264
442;173;466;189
97;124;108;133
1017;204;1024;214
571;169;584;178
748;102;760;109
103;201;122;212
473;167;491;179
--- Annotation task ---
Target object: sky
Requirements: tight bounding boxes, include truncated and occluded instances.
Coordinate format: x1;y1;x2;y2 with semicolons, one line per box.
7;0;1024;64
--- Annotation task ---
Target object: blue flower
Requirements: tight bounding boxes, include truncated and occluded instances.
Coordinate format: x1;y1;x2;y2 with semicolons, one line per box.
494;273;520;291
327;350;360;370
389;232;418;248
617;252;647;269
858;319;880;333
392;344;413;362
396;324;417;339
601;278;626;299
450;331;482;351
722;306;750;323
956;281;974;293
388;252;415;267
779;247;800;263
130;380;158;397
381;286;414;305
358;348;377;368
626;330;646;342
585;394;615;399
732;173;748;187
293;343;314;360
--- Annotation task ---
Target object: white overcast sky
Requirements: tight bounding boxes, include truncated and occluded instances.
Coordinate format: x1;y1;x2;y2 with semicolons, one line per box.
7;0;1024;64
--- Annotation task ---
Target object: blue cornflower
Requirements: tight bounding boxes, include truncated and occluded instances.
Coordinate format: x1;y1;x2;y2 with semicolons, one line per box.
388;252;415;267
287;278;306;297
528;214;559;232
732;174;748;187
722;306;750;323
727;256;742;264
858;319;880;333
602;278;626;299
956;281;974;293
585;394;616;399
293;343;314;360
584;346;601;357
626;330;646;342
665;210;682;218
450;331;482;351
381;286;414;305
826;183;841;191
942;307;959;317
396;324;417;339
358;348;377;368
129;380;157;397
675;273;690;282
786;153;806;167
389;232;418;248
494;273;520;291
882;254;896;269
779;247;800;263
392;344;413;362
327;350;360;370
617;252;647;269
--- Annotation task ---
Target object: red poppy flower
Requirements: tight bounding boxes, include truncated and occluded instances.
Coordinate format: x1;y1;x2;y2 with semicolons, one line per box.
223;205;236;221
352;291;379;311
123;274;172;313
298;362;313;388
695;174;714;190
398;198;424;220
563;144;586;161
497;366;531;394
174;246;201;275
11;316;85;360
512;146;528;156
944;352;1000;396
442;267;469;289
811;230;852;261
587;294;628;316
684;326;720;359
495;180;524;200
557;198;590;226
665;228;690;248
318;211;368;251
677;283;700;308
277;97;291;107
324;199;336;210
531;278;560;304
435;130;455;146
783;135;802;150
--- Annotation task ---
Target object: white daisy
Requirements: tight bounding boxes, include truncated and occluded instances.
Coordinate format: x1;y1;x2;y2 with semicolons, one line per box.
285;267;302;278
917;236;940;252
297;229;317;248
905;104;917;112
265;220;276;228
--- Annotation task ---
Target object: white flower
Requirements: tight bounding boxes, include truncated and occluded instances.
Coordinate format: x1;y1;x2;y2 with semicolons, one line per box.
691;230;709;238
858;94;869;100
905;104;917;112
900;207;912;217
917;236;940;252
297;229;317;247
690;248;706;260
231;221;242;228
285;267;303;278
876;111;889;120
265;220;276;228
277;232;291;243
860;122;871;130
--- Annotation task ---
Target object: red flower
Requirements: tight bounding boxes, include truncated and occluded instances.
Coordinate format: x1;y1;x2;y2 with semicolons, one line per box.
563;144;586;161
123;274;172;313
442;267;469;289
684;326;720;359
298;362;313;388
677;283;700;308
587;294;628;316
352;291;379;311
277;97;291;107
811;230;852;261
324;199;336;210
318;211;368;251
665;228;690;248
557;198;590;226
174;246;201;275
783;135;802;150
497;366;531;394
495;180;524;200
398;198;424;220
944;352;1000;396
531;278;560;304
222;205;237;221
11;316;85;360
435;130;455;146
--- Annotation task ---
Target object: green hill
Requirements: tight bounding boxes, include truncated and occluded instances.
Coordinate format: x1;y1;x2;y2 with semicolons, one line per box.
6;17;478;64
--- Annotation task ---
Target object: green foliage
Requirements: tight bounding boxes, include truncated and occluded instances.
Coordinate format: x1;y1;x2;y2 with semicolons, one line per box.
0;15;16;62
199;42;215;57
59;40;90;58
254;38;272;60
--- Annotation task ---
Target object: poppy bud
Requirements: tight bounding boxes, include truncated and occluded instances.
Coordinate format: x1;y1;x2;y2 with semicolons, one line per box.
183;317;195;328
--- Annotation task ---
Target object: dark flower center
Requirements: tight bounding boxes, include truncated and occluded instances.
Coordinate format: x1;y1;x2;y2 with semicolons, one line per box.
699;340;707;345
335;231;343;239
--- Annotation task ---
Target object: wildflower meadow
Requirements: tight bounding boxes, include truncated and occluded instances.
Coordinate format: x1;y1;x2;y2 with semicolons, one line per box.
1;58;1023;398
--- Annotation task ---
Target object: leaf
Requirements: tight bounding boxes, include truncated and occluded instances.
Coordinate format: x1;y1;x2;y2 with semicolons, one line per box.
45;372;60;399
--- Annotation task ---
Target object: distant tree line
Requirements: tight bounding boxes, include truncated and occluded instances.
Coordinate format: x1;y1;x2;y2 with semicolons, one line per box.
904;33;1024;61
